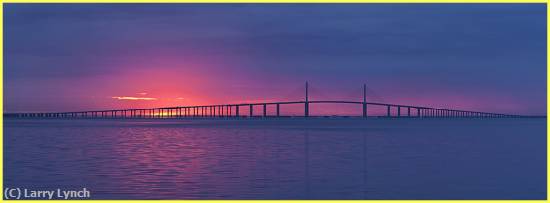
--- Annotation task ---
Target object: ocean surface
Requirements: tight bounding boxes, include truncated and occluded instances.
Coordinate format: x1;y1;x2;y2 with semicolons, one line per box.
4;118;546;200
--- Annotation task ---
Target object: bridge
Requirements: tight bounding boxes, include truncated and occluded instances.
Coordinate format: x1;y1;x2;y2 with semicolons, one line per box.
5;82;526;119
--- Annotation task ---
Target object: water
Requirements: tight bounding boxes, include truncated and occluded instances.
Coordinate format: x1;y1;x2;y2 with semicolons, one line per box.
4;118;546;199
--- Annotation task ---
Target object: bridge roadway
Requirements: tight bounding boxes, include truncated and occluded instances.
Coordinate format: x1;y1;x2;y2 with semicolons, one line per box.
4;100;524;118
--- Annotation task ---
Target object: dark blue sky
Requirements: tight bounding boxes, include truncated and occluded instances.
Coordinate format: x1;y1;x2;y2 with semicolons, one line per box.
4;4;547;115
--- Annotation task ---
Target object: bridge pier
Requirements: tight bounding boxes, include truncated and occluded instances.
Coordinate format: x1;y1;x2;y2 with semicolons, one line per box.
407;107;411;117
249;105;253;117
305;81;309;117
305;102;309;117
263;104;267;117
362;103;367;118
397;106;401;117
276;104;280;117
387;106;391;117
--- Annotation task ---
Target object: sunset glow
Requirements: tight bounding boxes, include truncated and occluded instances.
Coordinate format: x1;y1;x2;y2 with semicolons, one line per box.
4;4;546;115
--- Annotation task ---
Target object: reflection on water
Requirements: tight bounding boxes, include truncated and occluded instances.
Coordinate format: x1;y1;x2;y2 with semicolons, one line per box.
4;118;546;199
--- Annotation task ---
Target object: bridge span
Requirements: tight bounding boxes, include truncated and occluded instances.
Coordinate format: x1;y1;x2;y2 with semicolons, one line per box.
4;83;526;119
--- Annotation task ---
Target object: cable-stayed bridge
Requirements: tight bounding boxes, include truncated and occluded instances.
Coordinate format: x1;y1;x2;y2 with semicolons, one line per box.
4;82;527;119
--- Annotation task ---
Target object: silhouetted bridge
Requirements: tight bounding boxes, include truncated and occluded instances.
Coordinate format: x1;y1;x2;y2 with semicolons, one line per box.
5;83;526;119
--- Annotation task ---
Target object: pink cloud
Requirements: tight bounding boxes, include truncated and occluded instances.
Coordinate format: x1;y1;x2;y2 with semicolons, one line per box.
111;96;157;101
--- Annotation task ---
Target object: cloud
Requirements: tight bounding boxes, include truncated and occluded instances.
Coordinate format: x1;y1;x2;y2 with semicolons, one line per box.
111;96;157;101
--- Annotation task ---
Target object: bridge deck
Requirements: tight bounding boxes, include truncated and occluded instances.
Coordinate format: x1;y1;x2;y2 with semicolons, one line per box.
4;100;525;119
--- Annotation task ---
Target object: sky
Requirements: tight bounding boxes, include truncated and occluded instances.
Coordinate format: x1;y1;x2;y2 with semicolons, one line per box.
4;4;547;115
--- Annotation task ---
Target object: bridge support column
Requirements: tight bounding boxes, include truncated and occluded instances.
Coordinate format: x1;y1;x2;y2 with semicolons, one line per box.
387;106;391;117
249;105;253;117
362;84;367;118
305;102;309;117
362;103;367;118
407;107;411;117
236;105;240;117
417;108;420;117
305;81;309;117
276;104;280;117
397;106;401;117
263;104;267;117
